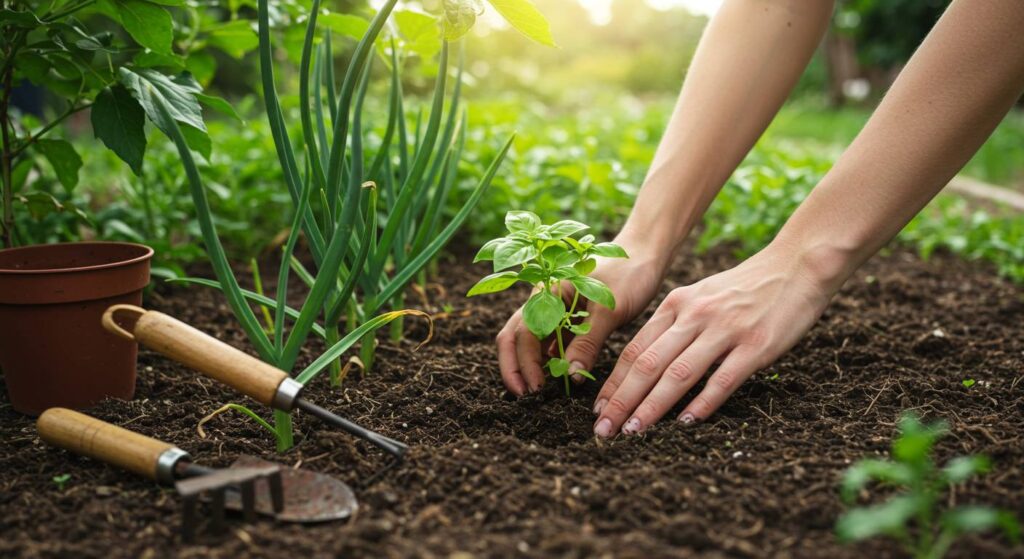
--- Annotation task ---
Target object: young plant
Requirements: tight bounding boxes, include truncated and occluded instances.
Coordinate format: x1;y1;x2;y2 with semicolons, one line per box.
51;473;71;491
468;210;627;394
837;413;1020;559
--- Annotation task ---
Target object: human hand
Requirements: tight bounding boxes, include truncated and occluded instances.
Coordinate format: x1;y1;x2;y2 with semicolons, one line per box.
495;234;669;396
591;240;841;437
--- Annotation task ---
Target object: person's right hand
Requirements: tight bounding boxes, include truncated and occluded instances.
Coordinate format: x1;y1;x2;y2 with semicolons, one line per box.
495;234;670;397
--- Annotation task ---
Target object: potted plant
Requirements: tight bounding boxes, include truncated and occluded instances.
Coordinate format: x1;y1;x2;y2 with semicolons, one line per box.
0;1;233;413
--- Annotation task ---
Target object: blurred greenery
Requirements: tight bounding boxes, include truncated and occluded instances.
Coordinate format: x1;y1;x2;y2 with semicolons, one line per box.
9;0;1024;285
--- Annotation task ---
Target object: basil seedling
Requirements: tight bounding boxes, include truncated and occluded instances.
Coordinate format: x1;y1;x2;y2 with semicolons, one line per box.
468;211;627;394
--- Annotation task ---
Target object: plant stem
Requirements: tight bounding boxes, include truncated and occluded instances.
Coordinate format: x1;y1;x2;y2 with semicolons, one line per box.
10;102;92;159
389;291;404;342
359;329;376;372
272;409;294;452
0;57;15;248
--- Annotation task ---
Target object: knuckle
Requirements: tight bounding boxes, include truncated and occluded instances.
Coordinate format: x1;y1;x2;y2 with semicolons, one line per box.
664;358;698;384
711;369;740;392
632;350;661;377
620;340;645;363
604;398;630;417
687;297;714;320
689;394;715;417
570;336;601;359
636;398;663;421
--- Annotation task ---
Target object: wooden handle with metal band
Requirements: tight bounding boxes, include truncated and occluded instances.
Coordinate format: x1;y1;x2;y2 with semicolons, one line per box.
37;408;187;483
102;305;292;408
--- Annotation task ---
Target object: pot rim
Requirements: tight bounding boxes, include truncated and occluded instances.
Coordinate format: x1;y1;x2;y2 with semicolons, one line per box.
0;241;155;276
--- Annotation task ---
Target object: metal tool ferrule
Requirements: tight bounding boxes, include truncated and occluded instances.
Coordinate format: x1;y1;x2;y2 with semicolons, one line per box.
156;447;191;484
272;377;303;411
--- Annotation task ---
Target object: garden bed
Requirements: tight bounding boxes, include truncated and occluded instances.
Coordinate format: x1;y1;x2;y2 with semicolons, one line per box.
2;244;1023;558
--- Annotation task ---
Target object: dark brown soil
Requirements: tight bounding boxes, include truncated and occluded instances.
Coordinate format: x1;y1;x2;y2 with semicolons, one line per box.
2;244;1023;559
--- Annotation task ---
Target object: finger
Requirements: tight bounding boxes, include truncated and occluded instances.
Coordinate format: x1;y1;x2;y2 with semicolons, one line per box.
594;322;701;438
516;322;546;393
496;312;527;396
592;309;675;415
623;335;731;434
679;346;762;424
562;303;617;386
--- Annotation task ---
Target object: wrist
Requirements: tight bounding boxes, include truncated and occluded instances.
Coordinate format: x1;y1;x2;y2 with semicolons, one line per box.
613;222;678;274
764;233;860;296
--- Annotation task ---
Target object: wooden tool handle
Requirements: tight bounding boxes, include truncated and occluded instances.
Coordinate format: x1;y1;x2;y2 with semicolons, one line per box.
38;408;177;481
102;305;289;407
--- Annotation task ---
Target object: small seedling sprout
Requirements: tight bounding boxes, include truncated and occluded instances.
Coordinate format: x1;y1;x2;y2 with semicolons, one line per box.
468;211;627;394
52;474;71;491
836;412;1019;558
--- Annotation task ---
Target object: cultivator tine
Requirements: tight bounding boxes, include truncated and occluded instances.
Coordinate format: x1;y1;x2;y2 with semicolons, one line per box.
174;465;282;541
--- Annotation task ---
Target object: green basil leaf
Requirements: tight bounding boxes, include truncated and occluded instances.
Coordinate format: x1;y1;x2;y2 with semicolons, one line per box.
91;85;147;175
569;275;615;310
517;264;546;284
547;357;569;378
505;210;541;233
474;237;503;262
591;242;628;259
568;322;591;335
493;238;538;271
522;291;564;338
574;257;597;275
543;219;588;240
467;271;519;296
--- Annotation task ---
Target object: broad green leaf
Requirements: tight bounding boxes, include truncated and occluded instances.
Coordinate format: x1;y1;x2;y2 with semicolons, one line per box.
505;210;541;233
893;413;946;465
394;10;441;58
119;67;206;137
181;123;211;159
544;219;588;240
186;52;217;86
0;8;45;28
523;291;564;339
591;242;628;259
486;0;556;47
19;191;64;219
547;357;569;377
208;19;258;59
91;85;147;175
568;322;591;335
840;459;915;503
942;455;990;484
35;139;82;192
441;0;481;41
14;52;51;85
835;495;920;542
474;237;503;262
196;93;243;122
133;51;185;70
942;507;1020;542
574;257;597;276
570;275;615;310
320;13;369;40
517;264;545;284
467;271;519;296
552;266;578;280
493;238;538;271
116;0;173;55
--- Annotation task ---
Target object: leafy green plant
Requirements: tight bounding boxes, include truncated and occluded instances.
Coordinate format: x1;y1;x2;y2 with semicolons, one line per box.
147;0;556;451
467;210;626;394
837;413;1020;558
0;0;252;248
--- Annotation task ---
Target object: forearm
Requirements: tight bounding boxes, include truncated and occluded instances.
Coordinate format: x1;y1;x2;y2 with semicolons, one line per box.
620;0;834;258
774;0;1024;290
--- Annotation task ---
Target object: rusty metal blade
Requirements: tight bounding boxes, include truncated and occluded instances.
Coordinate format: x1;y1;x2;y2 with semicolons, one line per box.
225;455;357;523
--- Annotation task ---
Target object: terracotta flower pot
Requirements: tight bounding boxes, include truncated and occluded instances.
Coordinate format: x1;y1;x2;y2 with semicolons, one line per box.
0;242;153;415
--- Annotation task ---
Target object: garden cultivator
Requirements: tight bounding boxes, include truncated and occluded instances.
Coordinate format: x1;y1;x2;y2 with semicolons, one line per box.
37;408;356;542
102;305;408;459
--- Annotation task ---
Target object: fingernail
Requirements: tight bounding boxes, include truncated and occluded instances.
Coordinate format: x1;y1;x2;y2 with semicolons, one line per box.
678;412;695;425
594;418;613;438
569;361;585;374
593;398;607;415
622;418;642;435
571;373;585;385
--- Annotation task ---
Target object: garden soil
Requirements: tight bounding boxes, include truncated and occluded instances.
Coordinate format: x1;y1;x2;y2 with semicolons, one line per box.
2;244;1022;558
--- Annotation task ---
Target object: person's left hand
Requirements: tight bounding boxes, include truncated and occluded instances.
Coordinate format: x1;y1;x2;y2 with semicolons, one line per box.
591;240;840;437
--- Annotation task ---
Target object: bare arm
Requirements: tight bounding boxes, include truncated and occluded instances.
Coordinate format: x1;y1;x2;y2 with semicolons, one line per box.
496;0;834;396
594;0;1024;438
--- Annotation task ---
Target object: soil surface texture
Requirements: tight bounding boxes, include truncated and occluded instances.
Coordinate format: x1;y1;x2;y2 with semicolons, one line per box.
2;244;1023;559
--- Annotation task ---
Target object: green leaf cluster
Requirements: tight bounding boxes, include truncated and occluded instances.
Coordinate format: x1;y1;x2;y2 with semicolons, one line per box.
837;413;1020;558
468;210;626;393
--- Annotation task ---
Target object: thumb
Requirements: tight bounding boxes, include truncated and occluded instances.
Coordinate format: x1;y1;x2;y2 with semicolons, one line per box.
564;305;618;383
